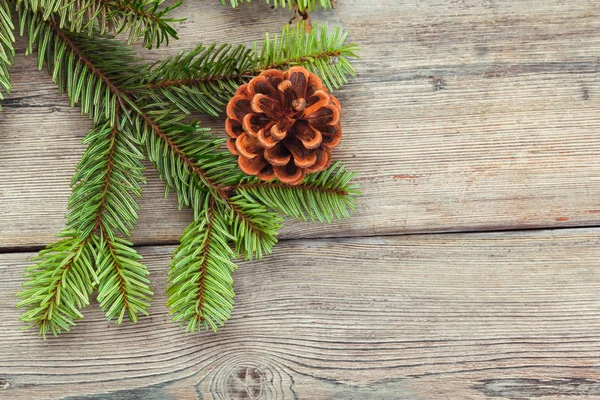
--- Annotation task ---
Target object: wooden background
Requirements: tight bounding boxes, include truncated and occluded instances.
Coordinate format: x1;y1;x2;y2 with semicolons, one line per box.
1;0;600;398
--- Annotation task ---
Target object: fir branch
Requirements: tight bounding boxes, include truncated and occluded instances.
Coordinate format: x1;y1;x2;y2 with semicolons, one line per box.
27;11;279;258
66;118;146;240
19;116;152;328
259;24;358;90
16;231;98;338
167;199;238;332
93;233;152;323
24;10;241;200
18;13;154;326
70;118;152;324
222;0;332;12
139;109;280;259
18;11;358;334
21;11;141;124
0;0;14;106
141;43;255;116
230;161;359;222
18;0;180;48
139;110;243;215
138;23;358;116
227;195;281;260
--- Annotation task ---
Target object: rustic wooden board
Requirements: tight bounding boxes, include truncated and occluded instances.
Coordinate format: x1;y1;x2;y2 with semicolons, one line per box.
3;0;600;248
1;229;600;399
3;2;600;398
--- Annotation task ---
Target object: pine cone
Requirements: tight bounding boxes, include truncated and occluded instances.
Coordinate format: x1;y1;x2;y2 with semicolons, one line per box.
225;66;342;185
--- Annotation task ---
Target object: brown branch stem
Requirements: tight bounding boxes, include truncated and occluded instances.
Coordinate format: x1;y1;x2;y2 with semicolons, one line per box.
195;199;215;323
223;181;349;197
93;105;121;233
143;50;342;90
104;230;131;312
39;237;90;328
98;0;163;24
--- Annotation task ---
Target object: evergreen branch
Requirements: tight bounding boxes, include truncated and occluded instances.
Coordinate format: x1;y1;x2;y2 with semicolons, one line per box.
227;195;281;260
19;14;154;328
18;11;359;335
139;111;243;216
25;11;242;202
167;199;238;332
22;11;141;124
69;119;151;324
0;0;14;106
19;115;151;329
16;231;98;338
140;43;255;116
231;161;359;222
259;24;357;91
28;13;278;262
139;109;279;260
66;117;146;240
222;0;332;12
138;23;358;116
93;233;152;323
18;0;180;48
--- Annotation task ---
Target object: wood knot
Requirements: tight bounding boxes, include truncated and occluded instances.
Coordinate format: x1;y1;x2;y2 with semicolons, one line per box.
195;357;295;398
227;366;265;399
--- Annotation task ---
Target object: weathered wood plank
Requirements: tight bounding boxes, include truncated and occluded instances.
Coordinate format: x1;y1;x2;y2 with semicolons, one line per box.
3;0;600;248
1;229;600;399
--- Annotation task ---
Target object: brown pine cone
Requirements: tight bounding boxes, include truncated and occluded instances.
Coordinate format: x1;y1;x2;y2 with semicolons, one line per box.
225;66;342;185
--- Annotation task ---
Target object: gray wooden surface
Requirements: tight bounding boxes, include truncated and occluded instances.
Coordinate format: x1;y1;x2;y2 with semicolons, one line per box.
1;0;600;399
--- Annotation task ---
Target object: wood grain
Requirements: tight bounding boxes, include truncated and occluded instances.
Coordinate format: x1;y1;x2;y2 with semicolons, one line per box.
3;0;600;247
1;229;600;399
3;1;600;399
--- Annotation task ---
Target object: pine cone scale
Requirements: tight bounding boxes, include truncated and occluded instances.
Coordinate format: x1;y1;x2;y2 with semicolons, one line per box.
305;149;331;173
235;133;262;159
264;142;292;166
305;105;340;126
274;162;305;185
320;123;342;149
242;114;264;137
303;90;330;116
250;93;284;119
274;117;295;137
239;154;274;180
288;68;309;98
226;96;252;121
257;125;279;148
226;66;342;185
249;75;280;99
295;120;322;149
284;135;318;167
